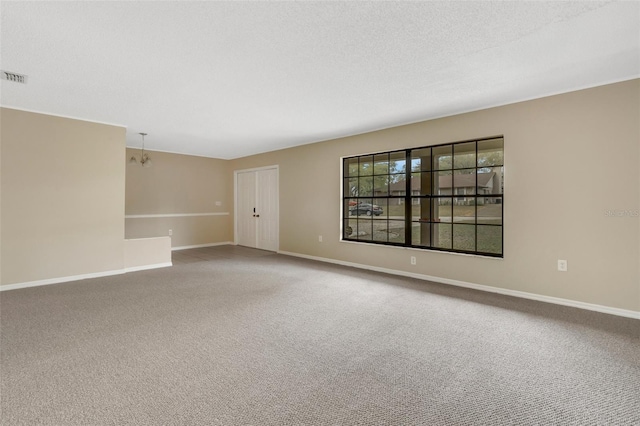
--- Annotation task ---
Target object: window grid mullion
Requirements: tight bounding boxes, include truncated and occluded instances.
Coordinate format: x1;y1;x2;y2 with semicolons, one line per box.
405;149;411;245
475;141;478;253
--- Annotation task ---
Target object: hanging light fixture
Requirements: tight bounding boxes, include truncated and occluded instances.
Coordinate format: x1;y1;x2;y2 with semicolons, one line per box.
128;132;152;168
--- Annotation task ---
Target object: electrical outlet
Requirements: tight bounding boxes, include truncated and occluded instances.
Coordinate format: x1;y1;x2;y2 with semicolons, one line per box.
215;201;222;206
169;229;173;236
318;235;323;243
558;259;567;272
410;256;416;265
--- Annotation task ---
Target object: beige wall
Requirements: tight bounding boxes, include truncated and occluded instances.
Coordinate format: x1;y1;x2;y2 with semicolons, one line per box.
124;237;172;270
2;81;638;312
230;79;640;312
1;108;126;285
125;149;232;248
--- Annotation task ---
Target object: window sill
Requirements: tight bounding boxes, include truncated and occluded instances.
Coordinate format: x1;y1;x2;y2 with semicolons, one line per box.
339;238;504;260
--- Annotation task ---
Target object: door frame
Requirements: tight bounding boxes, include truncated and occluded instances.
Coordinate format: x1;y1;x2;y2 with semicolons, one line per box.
233;165;279;251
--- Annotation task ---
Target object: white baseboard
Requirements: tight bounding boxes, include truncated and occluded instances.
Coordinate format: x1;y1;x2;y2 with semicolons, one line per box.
172;242;233;251
124;262;173;273
1;262;174;292
277;251;640;320
0;269;126;292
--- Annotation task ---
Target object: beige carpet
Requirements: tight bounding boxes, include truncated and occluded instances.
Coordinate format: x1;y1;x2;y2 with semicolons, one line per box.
1;245;639;425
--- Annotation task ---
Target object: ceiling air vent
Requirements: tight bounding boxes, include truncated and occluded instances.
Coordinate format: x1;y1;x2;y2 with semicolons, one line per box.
1;70;28;84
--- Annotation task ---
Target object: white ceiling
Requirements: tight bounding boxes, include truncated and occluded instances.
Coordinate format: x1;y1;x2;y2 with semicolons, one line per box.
1;1;638;159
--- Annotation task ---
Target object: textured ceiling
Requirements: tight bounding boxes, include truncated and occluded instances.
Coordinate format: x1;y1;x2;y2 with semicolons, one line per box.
1;1;638;159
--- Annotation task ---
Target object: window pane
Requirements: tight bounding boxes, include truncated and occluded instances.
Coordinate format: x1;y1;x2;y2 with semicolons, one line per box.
349;198;371;216
349;199;385;218
477;138;504;167
411;198;431;222
412;221;431;247
344;199;359;218
477;166;503;195
389;173;407;197
412;148;431;172
371;200;389;242
387;220;405;244
344;219;356;239
411;172;420;192
355;217;373;241
477;168;502;195
433;145;452;170
453;224;475;251
477;225;502;255
477;197;502;225
435;198;452;223
452;198;476;223
374;153;389;175
389;151;406;174
344;178;358;198
453;169;476;196
412;172;434;196
371;199;388;220
359;155;373;176
433;223;452;249
372;219;389;242
386;199;404;219
345;158;359;177
454;142;476;169
434;171;452;196
358;176;373;197
421;172;434;196
373;175;389;196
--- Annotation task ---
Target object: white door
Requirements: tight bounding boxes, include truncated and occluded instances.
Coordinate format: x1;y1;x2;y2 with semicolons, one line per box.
235;167;278;251
255;168;278;251
237;171;257;248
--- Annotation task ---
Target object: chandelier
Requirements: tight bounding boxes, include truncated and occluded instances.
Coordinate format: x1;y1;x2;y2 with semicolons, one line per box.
128;132;152;168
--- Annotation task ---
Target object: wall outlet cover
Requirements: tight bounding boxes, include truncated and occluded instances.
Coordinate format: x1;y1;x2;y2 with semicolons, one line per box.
558;260;567;271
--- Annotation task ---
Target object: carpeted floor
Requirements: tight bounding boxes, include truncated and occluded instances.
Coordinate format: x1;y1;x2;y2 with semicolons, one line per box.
1;245;639;425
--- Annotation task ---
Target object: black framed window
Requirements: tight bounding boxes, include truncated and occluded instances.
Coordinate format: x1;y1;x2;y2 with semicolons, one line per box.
342;137;504;257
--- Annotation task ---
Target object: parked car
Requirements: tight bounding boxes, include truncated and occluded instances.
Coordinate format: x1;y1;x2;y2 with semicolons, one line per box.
350;203;383;216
